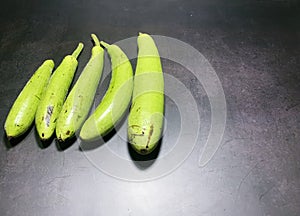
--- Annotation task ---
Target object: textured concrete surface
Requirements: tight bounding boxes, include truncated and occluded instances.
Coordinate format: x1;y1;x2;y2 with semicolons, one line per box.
0;0;299;215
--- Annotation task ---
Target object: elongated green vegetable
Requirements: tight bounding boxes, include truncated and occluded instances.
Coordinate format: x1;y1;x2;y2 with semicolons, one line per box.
79;41;133;141
56;34;104;142
128;32;164;155
35;43;84;140
4;60;55;139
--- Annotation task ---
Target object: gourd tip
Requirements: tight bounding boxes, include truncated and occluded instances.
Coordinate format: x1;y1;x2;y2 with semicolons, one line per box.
79;42;84;48
44;59;55;68
91;34;100;46
100;41;110;48
71;42;84;59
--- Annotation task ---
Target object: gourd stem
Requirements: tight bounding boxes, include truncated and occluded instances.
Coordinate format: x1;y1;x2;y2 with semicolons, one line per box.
71;43;84;59
91;34;100;46
100;41;110;48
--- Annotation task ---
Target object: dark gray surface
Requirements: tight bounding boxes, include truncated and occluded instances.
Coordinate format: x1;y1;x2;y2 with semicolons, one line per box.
1;0;300;215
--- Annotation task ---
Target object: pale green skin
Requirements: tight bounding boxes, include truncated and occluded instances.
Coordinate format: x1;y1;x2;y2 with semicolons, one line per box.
35;43;83;141
79;41;133;141
56;35;104;142
128;33;164;155
4;60;54;139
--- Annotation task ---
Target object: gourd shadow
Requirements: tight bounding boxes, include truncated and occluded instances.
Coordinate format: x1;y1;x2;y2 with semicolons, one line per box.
55;136;77;151
34;129;54;149
3;124;35;149
78;128;117;151
128;137;162;170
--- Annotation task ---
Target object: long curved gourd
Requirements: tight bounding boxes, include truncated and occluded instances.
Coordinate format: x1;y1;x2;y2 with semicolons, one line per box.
35;43;84;140
79;41;133;141
4;60;55;139
56;34;104;142
128;32;164;155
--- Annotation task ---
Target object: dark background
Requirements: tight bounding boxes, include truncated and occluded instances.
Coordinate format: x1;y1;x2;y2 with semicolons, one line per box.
0;0;299;215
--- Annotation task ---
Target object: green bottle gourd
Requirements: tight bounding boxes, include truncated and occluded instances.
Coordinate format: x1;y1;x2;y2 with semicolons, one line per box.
56;34;104;142
35;43;84;140
80;41;133;141
4;60;55;139
128;32;164;155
